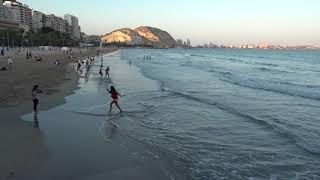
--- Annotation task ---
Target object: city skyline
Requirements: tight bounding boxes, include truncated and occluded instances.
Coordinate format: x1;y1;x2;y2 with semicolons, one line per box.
1;0;81;40
17;0;320;46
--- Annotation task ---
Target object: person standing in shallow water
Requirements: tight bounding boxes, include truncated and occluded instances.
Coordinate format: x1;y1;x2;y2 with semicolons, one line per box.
105;66;110;78
107;86;122;113
99;65;103;78
32;85;43;113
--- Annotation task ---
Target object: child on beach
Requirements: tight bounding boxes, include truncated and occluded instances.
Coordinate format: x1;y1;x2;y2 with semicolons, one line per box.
32;85;43;113
99;65;103;78
105;66;110;78
107;86;122;113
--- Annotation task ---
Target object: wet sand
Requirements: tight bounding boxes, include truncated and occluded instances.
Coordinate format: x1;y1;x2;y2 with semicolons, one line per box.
1;50;185;179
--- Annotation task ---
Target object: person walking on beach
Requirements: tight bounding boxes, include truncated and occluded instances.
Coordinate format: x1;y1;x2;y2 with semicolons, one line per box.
7;56;12;70
32;85;43;113
99;65;103;78
105;66;110;78
107;86;122;113
76;61;82;73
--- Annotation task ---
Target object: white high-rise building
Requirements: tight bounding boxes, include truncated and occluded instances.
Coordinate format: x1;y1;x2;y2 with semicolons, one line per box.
20;4;32;30
32;10;44;31
176;39;183;46
3;1;32;32
64;14;80;39
187;39;191;47
0;0;5;20
3;1;21;23
0;0;18;31
45;14;67;33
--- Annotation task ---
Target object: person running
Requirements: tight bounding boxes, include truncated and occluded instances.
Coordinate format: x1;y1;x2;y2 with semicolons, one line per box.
32;85;43;113
105;66;110;78
107;86;122;113
99;65;103;78
76;61;82;73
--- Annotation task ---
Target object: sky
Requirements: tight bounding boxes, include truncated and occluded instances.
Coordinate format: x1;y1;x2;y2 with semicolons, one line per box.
20;0;320;46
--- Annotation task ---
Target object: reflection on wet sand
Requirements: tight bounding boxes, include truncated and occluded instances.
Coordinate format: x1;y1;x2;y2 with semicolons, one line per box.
0;112;48;179
33;113;39;128
104;121;118;142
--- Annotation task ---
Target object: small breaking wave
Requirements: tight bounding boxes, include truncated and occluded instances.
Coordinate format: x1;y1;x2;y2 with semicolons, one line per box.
220;76;320;100
161;87;320;154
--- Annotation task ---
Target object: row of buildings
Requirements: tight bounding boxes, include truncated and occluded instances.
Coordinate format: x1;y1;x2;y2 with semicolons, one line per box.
176;39;191;48
195;42;320;50
0;0;81;39
195;42;275;49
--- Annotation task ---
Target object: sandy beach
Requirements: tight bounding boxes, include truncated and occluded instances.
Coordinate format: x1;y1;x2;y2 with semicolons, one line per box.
0;47;118;179
0;47;117;107
0;50;184;180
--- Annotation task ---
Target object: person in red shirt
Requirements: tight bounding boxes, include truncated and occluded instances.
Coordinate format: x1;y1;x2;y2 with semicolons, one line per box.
107;86;122;113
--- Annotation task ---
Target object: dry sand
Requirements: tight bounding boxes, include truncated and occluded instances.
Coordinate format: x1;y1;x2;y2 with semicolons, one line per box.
0;47;117;107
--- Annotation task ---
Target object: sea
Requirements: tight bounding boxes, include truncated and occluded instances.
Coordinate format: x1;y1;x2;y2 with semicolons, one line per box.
22;48;320;180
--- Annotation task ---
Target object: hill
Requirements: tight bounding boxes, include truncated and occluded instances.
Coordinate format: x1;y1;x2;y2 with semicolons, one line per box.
101;26;176;48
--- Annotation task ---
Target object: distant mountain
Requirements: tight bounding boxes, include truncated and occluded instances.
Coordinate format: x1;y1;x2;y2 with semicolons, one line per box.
101;26;176;48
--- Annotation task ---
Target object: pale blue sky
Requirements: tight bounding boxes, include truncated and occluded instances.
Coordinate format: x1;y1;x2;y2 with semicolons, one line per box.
20;0;320;45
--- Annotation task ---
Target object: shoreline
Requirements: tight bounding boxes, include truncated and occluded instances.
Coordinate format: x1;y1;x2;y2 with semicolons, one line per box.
1;49;184;179
0;47;117;108
0;48;118;178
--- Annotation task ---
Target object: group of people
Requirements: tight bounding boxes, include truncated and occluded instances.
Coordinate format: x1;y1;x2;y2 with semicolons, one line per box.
99;65;110;78
29;51;122;128
76;56;95;74
143;55;152;60
32;54;123;120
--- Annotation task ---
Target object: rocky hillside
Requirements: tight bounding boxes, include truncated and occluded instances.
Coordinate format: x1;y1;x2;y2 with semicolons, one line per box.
101;28;144;45
135;26;177;47
101;26;176;48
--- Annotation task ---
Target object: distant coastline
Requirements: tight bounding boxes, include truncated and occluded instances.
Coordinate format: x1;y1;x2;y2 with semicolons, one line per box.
193;44;320;50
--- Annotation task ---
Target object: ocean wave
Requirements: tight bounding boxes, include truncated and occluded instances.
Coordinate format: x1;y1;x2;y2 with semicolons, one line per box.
256;67;288;73
190;54;207;58
161;87;320;154
220;76;320;100
208;69;233;76
255;62;279;67
215;57;242;61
